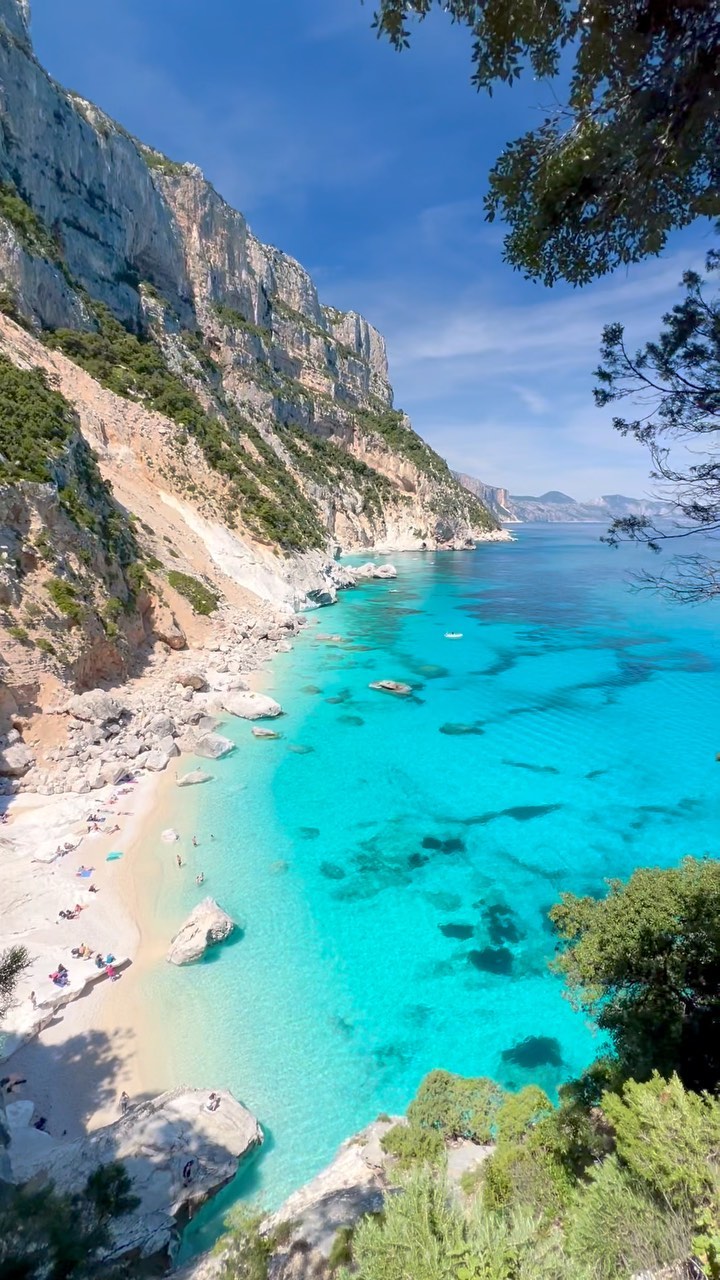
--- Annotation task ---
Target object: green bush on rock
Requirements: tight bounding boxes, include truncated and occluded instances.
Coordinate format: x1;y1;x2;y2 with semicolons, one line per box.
167;570;219;615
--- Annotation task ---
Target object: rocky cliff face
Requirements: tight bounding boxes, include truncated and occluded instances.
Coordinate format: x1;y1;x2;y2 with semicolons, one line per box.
453;472;516;522
0;0;497;557
0;0;502;735
455;473;674;525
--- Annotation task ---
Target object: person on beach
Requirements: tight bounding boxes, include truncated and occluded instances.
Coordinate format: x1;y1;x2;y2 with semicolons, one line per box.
192;836;198;847
205;1092;220;1112
29;991;37;1009
176;854;183;869
196;872;205;886
182;1159;195;1184
120;1091;130;1116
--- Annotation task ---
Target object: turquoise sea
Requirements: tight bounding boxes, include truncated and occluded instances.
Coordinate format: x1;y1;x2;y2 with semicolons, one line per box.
148;526;720;1253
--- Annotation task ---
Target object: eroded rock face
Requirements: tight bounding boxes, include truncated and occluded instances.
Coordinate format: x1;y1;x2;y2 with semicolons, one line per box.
176;1119;400;1280
167;897;235;965
8;1086;262;1265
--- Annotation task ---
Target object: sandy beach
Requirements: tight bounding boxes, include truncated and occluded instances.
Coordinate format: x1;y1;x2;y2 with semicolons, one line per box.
1;766;186;1139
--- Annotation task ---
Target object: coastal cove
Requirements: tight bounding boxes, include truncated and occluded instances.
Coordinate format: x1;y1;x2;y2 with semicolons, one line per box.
125;526;720;1253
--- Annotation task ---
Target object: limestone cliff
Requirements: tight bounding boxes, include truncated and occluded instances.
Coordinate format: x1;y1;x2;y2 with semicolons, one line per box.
0;0;503;748
0;0;497;557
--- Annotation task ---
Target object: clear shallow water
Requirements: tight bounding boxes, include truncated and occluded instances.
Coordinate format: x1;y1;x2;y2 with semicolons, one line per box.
151;526;720;1254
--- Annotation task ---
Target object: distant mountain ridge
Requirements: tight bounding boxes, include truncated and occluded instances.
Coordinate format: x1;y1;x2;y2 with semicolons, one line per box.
453;474;674;524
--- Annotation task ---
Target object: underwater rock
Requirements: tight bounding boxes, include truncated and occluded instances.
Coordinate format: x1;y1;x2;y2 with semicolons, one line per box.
320;862;346;880
439;722;484;736
369;680;412;696
439;922;475;940
467;946;513;975
502;1035;563;1069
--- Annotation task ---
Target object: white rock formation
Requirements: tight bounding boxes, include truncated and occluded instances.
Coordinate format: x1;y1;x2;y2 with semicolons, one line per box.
7;1086;262;1265
166;898;235;965
193;732;235;760
221;691;282;720
66;691;128;725
177;769;212;787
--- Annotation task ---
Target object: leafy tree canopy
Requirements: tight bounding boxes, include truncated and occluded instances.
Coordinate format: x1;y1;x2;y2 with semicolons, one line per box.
550;857;720;1091
370;0;720;284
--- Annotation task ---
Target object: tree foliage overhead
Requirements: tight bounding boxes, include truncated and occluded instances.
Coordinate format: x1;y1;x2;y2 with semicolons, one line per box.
370;0;720;284
0;1163;139;1280
594;248;720;600
0;944;30;1020
550;857;720;1091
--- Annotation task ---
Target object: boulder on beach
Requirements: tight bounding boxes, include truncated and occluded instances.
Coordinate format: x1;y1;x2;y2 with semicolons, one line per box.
166;897;235;965
177;769;213;787
193;732;234;760
0;741;34;776
145;748;173;772
369;680;412;696
177;669;207;691
206;671;249;693
251;727;280;739
221;691;282;720
7;1087;262;1266
66;690;127;725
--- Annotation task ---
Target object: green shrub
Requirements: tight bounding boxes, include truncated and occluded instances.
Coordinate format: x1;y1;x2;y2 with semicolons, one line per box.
482;1140;573;1217
212;302;269;340
566;1155;692;1280
35;637;56;656
46;577;83;625
0;182;60;260
407;1069;505;1142
138;145;186;176
7;625;29;644
328;1225;355;1271
167;570;219;615
0;357;76;483
380;1122;445;1169
495;1086;554;1145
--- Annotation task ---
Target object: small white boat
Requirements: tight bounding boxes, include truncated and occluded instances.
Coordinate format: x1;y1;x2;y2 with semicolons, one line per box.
444;631;463;640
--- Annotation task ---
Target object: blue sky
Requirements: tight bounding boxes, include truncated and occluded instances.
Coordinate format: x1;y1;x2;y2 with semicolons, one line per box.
32;0;713;498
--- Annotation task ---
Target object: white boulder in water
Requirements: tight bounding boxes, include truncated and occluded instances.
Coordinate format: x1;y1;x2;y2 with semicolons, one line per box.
221;691;282;720
166;897;235;965
177;769;213;787
353;562;398;581
193;732;235;759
